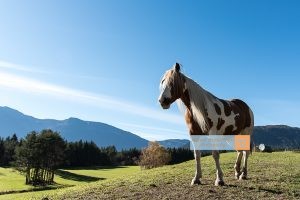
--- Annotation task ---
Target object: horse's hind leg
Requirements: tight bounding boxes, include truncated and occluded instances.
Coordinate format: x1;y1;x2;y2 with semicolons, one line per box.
234;150;243;179
239;150;250;180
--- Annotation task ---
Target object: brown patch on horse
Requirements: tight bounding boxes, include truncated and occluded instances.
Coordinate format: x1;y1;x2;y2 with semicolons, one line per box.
207;117;213;129
222;99;252;135
224;125;234;135
181;89;190;107
217;118;225;130
205;109;213;128
182;89;206;135
232;99;252;128
214;103;221;115
220;99;231;116
185;109;205;135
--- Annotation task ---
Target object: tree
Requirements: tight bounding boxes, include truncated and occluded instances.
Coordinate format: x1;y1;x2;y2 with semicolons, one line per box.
139;141;171;169
15;130;65;185
0;138;5;165
1;134;19;166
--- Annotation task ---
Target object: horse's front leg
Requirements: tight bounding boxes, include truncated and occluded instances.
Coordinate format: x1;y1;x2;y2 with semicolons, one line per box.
191;149;201;185
212;150;224;186
234;150;243;179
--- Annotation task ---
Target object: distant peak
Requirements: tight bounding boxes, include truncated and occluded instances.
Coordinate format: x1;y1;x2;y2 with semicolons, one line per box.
66;117;82;122
258;125;294;129
0;106;24;114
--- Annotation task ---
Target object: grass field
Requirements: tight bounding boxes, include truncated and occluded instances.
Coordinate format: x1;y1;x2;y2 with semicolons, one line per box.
0;166;139;199
0;152;299;200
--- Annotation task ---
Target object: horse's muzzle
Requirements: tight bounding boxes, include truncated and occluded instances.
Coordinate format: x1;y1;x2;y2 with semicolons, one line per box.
159;97;171;109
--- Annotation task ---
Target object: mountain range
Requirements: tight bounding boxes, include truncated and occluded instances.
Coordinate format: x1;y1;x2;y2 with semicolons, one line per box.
0;106;148;150
0;106;299;150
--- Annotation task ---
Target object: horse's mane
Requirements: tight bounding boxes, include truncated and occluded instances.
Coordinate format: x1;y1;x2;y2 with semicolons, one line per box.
180;74;217;133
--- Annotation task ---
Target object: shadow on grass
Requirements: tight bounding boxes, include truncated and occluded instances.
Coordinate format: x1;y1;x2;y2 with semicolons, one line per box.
55;169;105;182
226;184;283;194
62;165;130;170
0;184;72;196
1;166;11;169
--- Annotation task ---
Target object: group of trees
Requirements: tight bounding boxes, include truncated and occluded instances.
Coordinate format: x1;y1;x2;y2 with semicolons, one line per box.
65;141;114;166
0;134;19;166
64;142;141;166
0;131;65;185
0;130;194;185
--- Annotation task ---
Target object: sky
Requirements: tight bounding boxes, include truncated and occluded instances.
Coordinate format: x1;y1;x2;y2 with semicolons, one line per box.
0;0;299;140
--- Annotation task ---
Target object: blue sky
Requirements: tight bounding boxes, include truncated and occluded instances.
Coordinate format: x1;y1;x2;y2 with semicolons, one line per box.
0;0;299;140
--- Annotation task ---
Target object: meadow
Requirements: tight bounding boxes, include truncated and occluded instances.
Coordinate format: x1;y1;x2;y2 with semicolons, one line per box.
0;152;299;199
0;166;139;199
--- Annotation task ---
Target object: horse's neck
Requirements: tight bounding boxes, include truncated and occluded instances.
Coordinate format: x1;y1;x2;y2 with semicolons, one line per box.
182;78;214;132
186;78;212;107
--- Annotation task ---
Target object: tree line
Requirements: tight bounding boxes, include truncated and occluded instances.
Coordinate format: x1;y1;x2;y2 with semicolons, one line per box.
0;130;193;185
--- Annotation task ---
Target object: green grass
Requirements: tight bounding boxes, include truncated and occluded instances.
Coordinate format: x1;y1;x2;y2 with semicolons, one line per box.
0;167;33;193
1;152;299;200
0;166;139;199
54;166;139;186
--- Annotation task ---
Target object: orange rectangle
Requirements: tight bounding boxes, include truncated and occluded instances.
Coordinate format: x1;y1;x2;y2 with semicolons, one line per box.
234;135;250;150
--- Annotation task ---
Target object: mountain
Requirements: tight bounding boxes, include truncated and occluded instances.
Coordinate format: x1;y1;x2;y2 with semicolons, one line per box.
158;126;300;150
0;106;148;150
252;125;300;149
0;106;299;150
158;139;190;148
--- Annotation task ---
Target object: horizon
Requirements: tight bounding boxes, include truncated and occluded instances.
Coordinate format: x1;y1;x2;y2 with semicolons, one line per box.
0;105;298;142
0;1;299;140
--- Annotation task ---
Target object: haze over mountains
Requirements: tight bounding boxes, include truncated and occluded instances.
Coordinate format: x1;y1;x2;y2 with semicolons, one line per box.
0;106;299;150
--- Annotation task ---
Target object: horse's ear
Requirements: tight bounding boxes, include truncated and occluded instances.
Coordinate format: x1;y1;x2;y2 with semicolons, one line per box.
174;63;181;72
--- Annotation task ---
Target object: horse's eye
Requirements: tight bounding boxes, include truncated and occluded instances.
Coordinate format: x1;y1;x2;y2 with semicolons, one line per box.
161;79;165;84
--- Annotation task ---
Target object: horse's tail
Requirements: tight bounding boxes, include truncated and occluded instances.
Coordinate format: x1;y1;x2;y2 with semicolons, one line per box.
249;108;254;155
250;137;254;155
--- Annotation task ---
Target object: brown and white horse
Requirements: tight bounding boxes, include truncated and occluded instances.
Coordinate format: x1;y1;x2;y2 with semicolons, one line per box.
158;63;254;186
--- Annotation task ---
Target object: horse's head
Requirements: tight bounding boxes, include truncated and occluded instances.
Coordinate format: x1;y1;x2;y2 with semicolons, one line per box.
158;63;186;109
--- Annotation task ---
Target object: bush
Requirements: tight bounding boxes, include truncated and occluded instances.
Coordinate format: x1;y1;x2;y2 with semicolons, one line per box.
138;141;171;169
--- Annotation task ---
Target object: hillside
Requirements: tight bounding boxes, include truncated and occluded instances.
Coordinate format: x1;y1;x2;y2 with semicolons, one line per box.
253;125;300;149
0;106;148;150
158;139;190;148
1;152;299;200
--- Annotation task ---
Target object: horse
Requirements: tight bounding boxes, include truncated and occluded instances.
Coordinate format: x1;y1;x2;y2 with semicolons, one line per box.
158;63;254;186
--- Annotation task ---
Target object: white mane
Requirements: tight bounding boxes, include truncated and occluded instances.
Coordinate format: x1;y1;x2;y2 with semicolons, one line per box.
181;75;217;133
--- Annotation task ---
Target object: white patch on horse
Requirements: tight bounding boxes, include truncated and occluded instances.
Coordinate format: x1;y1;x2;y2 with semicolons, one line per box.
208;100;239;135
163;85;171;99
159;71;172;101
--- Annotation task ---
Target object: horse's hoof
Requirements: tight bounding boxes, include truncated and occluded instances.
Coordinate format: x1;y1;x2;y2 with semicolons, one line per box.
235;172;241;180
239;172;247;180
191;179;201;185
215;180;225;186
